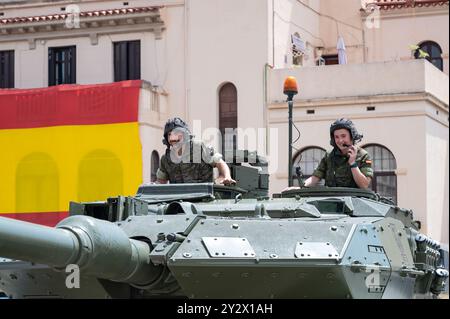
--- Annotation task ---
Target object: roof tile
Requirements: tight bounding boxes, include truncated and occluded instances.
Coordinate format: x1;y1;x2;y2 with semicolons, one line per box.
1;5;161;25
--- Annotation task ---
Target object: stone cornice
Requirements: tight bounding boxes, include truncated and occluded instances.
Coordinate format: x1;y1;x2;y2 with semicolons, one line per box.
360;1;448;19
269;92;449;113
0;0;143;10
0;6;165;47
269;110;449;128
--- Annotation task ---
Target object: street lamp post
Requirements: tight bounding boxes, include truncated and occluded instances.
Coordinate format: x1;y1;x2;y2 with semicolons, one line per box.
283;76;298;187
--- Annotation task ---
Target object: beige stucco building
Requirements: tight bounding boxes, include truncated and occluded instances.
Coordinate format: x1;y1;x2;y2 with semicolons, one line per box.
0;0;448;245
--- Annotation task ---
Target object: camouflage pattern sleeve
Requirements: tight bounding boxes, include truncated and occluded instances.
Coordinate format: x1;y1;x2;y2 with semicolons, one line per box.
201;143;223;167
312;153;328;179
156;155;169;180
358;152;373;178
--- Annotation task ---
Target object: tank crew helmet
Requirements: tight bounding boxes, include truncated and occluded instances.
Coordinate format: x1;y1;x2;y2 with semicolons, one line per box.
163;117;191;147
329;118;363;148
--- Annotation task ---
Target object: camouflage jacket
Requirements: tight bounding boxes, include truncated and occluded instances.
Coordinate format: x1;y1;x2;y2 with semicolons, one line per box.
312;147;373;188
156;140;222;183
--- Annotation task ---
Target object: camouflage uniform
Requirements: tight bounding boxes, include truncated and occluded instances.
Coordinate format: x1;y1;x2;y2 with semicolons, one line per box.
156;139;223;183
312;148;373;188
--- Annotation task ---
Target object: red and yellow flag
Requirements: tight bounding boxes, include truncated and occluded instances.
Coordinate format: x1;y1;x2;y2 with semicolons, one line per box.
0;81;143;226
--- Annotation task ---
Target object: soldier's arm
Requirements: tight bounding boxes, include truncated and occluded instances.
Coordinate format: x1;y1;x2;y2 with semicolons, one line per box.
155;157;169;184
349;148;373;189
350;169;371;189
201;143;236;185
215;160;236;186
156;178;168;184
156;173;168;184
304;175;321;187
284;175;321;192
283;155;326;191
310;154;327;185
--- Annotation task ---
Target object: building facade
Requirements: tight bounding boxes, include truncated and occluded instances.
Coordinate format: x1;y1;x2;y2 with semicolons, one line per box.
0;0;448;244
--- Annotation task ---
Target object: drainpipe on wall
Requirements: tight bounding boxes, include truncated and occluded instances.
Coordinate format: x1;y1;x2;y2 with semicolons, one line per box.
267;0;275;155
264;63;273;155
360;9;367;63
184;0;190;123
362;24;367;63
272;0;275;67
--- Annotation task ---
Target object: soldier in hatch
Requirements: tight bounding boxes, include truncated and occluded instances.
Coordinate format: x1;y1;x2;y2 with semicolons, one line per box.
286;118;373;190
156;117;236;185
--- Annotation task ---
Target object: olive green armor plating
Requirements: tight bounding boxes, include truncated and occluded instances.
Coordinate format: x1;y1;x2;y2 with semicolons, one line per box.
0;152;448;299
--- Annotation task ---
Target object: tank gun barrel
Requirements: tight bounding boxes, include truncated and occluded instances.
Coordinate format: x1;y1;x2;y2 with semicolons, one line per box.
0;215;159;287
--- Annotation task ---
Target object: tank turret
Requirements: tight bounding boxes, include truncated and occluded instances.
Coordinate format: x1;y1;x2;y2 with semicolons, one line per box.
0;185;448;299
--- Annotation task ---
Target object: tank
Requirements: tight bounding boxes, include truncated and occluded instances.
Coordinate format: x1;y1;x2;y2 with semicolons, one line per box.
0;151;448;299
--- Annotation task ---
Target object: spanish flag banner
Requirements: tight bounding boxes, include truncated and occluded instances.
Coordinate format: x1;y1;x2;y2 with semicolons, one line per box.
0;80;143;226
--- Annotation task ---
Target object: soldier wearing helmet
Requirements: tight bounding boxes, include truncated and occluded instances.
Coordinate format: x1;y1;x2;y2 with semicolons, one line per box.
285;118;373;190
156;117;236;185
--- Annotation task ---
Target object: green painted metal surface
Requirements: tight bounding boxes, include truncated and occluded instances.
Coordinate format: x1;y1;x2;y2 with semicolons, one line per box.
0;164;448;298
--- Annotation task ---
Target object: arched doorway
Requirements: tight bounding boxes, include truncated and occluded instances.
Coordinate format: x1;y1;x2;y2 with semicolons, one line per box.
219;82;238;161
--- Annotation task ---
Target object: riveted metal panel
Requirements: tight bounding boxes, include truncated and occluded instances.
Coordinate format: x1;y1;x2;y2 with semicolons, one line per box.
202;237;256;258
294;242;340;260
341;222;391;299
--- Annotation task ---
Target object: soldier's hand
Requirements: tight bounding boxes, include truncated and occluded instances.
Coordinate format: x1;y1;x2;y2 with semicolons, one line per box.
215;176;236;186
347;145;358;165
282;186;301;192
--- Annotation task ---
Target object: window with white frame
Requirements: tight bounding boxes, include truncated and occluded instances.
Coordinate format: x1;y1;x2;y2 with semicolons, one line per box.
292;147;326;186
363;144;397;204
